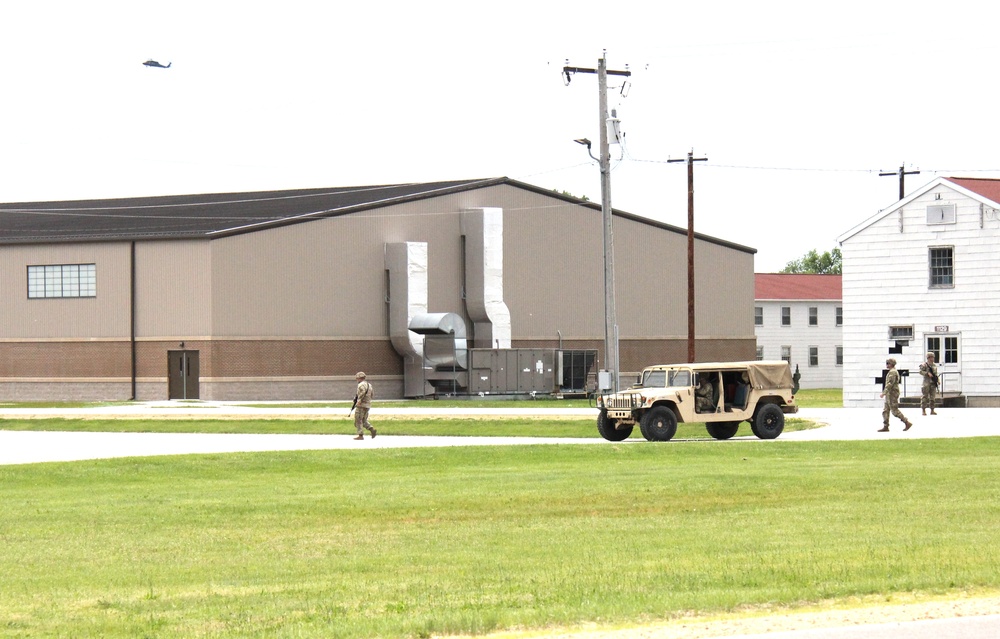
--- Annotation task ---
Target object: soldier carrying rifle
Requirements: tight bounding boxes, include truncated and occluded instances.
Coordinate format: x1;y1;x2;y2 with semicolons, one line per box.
919;352;940;416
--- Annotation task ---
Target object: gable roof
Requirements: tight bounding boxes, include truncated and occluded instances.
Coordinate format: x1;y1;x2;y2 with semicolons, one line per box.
0;179;500;244
838;176;1000;244
943;177;1000;202
755;273;842;301
0;177;758;255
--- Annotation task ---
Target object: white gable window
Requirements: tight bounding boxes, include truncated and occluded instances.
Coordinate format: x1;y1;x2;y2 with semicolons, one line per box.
27;264;97;299
926;204;956;225
929;247;954;288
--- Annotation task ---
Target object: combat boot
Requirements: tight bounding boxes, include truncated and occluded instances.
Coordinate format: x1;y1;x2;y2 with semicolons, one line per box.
877;425;889;432
903;419;913;431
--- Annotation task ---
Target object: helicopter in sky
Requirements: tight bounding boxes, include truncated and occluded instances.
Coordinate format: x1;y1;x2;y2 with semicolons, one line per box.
142;59;171;69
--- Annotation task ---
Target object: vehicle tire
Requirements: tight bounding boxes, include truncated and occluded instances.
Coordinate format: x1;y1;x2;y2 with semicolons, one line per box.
706;421;741;440
597;410;632;441
640;406;677;442
752;403;784;439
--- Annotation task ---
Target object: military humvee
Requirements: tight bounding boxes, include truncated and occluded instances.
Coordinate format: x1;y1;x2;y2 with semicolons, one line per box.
595;360;798;441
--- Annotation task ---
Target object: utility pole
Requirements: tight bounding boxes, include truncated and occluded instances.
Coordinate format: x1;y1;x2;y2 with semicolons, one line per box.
880;164;920;200
563;56;631;391
668;150;707;363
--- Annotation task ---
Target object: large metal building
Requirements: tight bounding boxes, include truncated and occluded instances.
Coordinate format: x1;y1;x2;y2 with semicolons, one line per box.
0;177;756;400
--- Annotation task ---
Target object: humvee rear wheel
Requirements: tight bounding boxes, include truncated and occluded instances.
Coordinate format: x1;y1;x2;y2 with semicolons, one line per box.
597;410;632;441
706;421;741;440
751;404;784;439
640;407;677;442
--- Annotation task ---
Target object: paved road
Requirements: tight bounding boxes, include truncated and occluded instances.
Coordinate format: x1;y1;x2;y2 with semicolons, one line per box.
0;403;996;466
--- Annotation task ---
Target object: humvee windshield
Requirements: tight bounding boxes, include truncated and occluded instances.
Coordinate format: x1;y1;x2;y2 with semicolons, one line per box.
640;369;690;388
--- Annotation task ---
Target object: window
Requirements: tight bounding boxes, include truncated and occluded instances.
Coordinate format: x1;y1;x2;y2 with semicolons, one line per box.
836;346;843;366
809;307;818;326
926;204;956;225
889;325;914;341
781;346;791;363
809;346;818;366
926;336;960;365
781;306;791;326
929;247;954;288
754;306;763;326
756;346;764;361
27;264;96;299
836;306;843;327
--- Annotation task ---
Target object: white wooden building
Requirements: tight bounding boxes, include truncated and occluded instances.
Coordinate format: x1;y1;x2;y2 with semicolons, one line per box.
754;274;843;389
838;176;1000;407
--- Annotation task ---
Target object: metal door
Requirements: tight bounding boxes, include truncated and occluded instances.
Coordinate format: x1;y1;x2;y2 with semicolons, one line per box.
168;350;200;399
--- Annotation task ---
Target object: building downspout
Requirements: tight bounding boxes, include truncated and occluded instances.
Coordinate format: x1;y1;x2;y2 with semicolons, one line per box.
130;241;137;400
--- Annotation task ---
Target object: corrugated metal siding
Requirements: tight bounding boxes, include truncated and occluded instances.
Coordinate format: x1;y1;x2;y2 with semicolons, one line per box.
136;240;212;337
501;188;604;338
0;242;131;338
209;195;474;337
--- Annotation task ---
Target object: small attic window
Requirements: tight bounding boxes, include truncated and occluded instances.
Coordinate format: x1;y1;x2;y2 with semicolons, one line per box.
926;204;956;225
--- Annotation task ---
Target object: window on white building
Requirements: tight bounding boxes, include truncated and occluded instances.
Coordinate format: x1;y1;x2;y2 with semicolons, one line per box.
929;247;954;288
27;264;96;299
836;346;843;366
836;306;843;326
889;325;914;341
809;307;818;326
781;306;791;326
926;336;959;365
926;203;956;225
809;346;818;366
781;345;791;363
754;306;763;326
756;346;764;361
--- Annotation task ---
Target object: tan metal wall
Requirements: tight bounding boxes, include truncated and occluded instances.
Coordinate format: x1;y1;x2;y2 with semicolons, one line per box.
0;242;132;339
136;240;213;338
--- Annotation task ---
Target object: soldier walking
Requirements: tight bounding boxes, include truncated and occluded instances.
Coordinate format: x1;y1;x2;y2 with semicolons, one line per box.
351;372;377;440
919;352;940;416
879;358;913;432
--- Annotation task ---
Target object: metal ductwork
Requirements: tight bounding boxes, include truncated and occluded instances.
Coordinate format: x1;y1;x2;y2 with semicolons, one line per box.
385;242;433;397
409;312;469;394
462;208;511;349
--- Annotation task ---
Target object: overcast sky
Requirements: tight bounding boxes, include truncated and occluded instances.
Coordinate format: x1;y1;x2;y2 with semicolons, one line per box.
3;1;999;272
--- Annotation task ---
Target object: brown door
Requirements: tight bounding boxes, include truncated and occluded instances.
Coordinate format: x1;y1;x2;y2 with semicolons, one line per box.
168;350;200;399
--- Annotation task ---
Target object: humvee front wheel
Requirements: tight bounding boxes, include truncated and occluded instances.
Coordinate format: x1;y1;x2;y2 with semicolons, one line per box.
706;421;741;440
640;407;677;442
751;404;784;439
597;410;632;441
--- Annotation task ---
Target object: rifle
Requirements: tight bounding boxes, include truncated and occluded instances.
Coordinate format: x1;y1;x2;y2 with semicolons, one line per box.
350;395;358;415
930;370;939;387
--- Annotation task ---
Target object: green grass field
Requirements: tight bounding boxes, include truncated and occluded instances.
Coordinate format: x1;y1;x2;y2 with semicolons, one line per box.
2;436;999;638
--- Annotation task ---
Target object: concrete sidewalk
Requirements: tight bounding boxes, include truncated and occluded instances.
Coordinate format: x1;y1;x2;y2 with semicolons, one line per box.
0;403;995;466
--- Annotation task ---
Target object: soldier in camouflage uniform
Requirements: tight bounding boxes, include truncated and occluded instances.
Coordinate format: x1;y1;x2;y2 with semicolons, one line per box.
351;372;377;440
879;358;912;432
919;352;939;416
